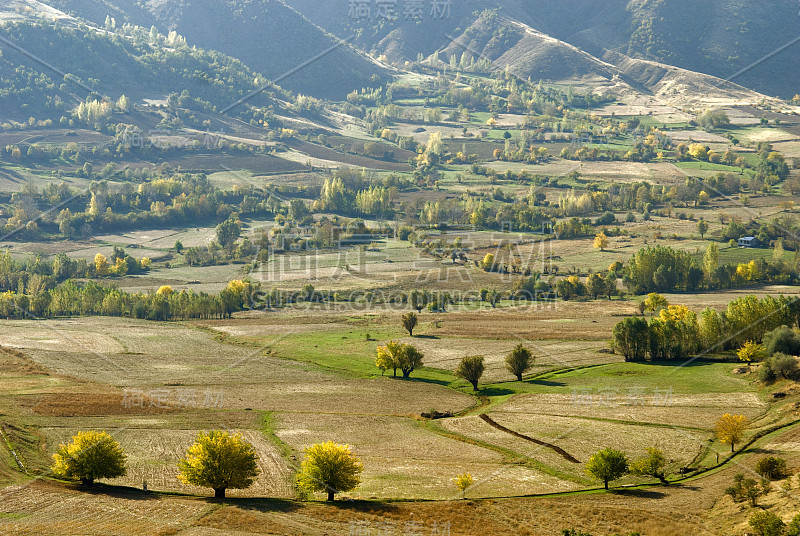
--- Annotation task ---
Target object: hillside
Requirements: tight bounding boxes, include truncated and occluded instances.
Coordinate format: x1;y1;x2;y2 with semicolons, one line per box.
286;0;800;99
40;0;394;99
0;18;288;120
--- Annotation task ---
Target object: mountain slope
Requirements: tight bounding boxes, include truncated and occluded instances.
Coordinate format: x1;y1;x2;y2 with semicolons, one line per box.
40;0;393;99
286;0;800;99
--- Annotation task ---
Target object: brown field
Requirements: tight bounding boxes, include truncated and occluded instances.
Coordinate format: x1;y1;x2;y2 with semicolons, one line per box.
498;392;769;430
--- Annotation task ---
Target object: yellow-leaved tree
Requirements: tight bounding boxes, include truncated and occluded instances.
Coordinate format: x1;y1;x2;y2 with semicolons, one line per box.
452;472;474;499
52;431;127;485
716;414;747;452
178;431;260;498
737;341;765;365
94;253;110;276
296;441;363;501
593;231;609;251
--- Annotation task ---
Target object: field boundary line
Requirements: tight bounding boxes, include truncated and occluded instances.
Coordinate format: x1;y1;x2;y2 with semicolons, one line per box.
478;414;580;463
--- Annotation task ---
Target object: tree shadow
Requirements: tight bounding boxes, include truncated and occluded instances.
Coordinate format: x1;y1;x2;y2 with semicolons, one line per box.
413;334;440;340
610;488;666;499
525;379;566;387
74;484;161;501
222;497;304;513
476;387;516;397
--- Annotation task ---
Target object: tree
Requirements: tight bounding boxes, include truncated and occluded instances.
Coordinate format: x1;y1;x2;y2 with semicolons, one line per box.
715;413;747;452
644;292;668;314
175;240;184;253
375;341;424;378
297;441;363;501
749;511;785;536
505;343;533;381
586;273;605;300
703;243;720;287
697;219;709;238
613;317;649;362
410;290;427;313
177;431;260;498
737;341;766;365
726;473;765;506
52;431;127;485
216;218;241;254
455;355;485;391
585;448;628;490
452;472;473;499
402;312;418;336
156;285;174;297
755;456;787;480
94;253;110;276
630;447;668;484
593;231;609;251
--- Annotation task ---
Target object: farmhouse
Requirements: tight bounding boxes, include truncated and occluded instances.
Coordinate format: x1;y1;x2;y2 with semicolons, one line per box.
738;236;759;248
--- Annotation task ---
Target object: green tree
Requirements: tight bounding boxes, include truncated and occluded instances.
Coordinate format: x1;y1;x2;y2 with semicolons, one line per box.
297;441;363;501
755;456;787;480
177;431;260;498
749;511;785;536
505;343;533;381
585;448;628;490
586;273;605;300
216;218;241;255
725;473;764;506
697;219;709;238
613;317;650;362
402;311;418;336
630;447;668;484
455;355;485;391
175;240;184;253
52;431;127;485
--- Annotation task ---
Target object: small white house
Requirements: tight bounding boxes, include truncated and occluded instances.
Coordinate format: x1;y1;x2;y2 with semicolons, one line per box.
738;236;759;248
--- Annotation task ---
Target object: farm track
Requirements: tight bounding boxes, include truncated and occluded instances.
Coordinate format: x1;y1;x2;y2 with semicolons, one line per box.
478;413;581;464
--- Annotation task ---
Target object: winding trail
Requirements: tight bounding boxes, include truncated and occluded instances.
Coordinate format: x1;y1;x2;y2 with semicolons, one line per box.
479;413;581;464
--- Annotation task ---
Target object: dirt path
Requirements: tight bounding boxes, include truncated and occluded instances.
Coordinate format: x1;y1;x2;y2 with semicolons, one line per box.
479;413;581;463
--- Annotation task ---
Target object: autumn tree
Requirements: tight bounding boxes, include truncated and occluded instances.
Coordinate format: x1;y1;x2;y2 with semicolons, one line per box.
643;292;668;314
52;431;127;485
593;231;609;251
737;341;765;365
402;312;418;337
716;414;747;452
586;448;629;490
94;253;110;276
452;472;473;499
375;341;424;378
455;355;485;391
177;431;260;498
505;343;533;381
297;441;363;501
630;447;668;484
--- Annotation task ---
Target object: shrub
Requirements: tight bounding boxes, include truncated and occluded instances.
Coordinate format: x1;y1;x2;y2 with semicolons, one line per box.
771;353;799;380
759;361;778;384
749;511;785;536
755;456;788;480
763;325;800;356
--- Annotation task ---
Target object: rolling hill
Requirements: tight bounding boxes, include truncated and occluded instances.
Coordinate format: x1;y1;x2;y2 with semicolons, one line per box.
285;0;800;99
40;0;394;99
